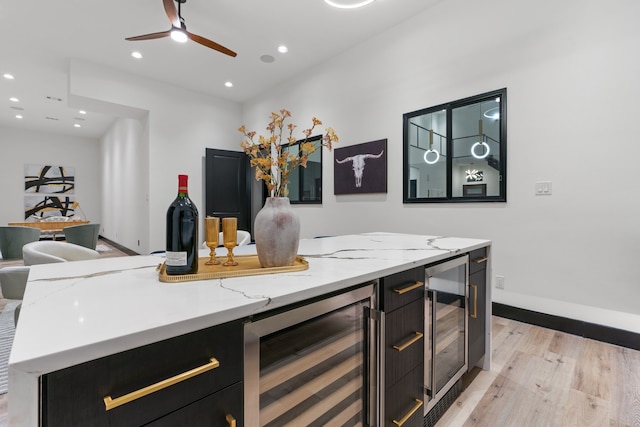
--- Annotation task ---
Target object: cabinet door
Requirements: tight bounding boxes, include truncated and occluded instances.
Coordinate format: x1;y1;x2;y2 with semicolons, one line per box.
468;268;486;370
144;382;243;427
385;365;424;427
385;298;424;387
380;266;424;312
42;320;243;427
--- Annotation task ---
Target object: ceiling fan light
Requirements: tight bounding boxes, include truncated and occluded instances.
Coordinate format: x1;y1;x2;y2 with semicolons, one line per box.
171;29;188;43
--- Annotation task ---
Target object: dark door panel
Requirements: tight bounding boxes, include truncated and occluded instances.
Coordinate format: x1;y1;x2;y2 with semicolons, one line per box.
205;149;252;234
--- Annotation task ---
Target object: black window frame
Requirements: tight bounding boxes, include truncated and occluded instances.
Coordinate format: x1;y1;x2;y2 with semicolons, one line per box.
403;88;507;203
285;134;323;205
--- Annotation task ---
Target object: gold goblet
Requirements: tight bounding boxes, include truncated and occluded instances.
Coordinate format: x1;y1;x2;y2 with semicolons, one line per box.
222;217;239;267
204;216;220;265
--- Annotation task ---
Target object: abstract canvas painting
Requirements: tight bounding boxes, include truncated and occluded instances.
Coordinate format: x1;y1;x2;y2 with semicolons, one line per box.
25;164;75;194
24;195;76;219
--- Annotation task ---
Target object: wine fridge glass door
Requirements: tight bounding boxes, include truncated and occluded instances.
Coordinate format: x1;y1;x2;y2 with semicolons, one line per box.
424;255;468;413
244;285;376;427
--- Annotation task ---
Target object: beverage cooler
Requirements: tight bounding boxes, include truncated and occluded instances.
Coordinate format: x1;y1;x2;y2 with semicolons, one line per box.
244;285;378;427
424;255;468;418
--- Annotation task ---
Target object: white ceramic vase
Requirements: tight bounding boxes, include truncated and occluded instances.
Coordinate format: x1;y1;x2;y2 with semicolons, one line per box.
254;197;300;267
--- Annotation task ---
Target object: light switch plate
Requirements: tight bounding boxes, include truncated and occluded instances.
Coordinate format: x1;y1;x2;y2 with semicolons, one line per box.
535;181;552;195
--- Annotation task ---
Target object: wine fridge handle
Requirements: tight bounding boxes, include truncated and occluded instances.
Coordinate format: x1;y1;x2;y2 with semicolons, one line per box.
103;357;220;411
392;398;423;426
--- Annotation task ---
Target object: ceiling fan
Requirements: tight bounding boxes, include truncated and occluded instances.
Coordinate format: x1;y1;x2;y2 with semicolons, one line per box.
125;0;237;57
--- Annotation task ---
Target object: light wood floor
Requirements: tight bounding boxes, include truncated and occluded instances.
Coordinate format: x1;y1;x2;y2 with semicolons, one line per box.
436;316;640;427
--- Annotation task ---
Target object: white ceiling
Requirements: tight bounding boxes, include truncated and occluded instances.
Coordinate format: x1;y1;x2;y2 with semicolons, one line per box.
1;0;441;139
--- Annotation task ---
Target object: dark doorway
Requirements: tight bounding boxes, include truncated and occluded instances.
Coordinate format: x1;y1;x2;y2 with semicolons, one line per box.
205;149;252;234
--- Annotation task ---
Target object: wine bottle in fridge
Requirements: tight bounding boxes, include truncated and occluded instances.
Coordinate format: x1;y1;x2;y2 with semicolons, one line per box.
166;174;199;275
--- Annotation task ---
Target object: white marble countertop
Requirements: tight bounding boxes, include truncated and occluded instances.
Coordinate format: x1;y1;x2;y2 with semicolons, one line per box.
8;232;489;426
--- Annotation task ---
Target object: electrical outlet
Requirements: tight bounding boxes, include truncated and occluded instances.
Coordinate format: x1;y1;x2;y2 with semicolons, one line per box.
496;275;505;289
535;181;552;195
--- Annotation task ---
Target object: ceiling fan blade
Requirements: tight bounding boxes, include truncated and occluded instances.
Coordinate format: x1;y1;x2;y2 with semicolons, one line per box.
163;0;181;28
187;32;237;57
126;30;172;41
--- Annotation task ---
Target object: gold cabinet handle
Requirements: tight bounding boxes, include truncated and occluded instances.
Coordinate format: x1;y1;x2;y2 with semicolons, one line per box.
470;284;478;318
472;256;488;264
392;331;424;352
392;398;423;426
226;414;237;427
393;281;423;295
103;357;220;411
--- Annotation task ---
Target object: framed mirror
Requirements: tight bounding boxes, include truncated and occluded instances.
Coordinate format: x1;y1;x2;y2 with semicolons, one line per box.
403;88;507;203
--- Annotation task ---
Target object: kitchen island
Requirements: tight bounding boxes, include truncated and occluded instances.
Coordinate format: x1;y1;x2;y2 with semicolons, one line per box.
9;232;491;426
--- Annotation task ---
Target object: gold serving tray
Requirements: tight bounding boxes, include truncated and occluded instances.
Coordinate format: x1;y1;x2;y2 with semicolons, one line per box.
158;255;308;283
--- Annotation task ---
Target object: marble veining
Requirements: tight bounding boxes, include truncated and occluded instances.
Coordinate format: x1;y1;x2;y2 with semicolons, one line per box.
218;278;274;309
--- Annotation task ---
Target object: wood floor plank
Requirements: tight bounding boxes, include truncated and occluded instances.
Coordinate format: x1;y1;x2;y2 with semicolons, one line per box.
489;317;533;371
560;389;610;427
608;345;640;426
433;369;498;426
548;330;584;361
571;338;612;401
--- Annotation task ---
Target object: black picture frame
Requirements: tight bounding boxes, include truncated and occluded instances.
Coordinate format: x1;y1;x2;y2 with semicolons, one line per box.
334;139;387;195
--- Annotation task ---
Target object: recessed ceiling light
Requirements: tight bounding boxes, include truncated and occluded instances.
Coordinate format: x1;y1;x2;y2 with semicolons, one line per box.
9;97;19;102
277;45;288;53
225;81;233;88
74;124;81;128
3;73;15;80
260;55;275;63
15;115;23;119
131;51;143;59
79;110;87;115
324;0;376;9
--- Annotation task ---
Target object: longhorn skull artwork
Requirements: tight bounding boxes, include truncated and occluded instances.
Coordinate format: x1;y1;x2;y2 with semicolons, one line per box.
335;150;384;188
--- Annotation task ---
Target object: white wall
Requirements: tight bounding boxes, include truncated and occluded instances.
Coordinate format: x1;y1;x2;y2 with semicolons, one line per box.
100;117;149;252
69;59;242;253
242;0;640;332
0;126;101;227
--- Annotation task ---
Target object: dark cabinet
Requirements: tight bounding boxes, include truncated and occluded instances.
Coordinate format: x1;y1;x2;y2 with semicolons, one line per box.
144;382;243;427
385;365;424;427
468;247;488;370
380;266;425;426
42;320;243;427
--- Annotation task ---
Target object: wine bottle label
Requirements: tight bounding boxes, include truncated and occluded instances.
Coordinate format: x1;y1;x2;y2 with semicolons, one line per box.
166;251;188;266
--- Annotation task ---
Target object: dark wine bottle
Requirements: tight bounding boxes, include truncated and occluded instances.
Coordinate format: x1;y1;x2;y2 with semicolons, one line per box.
166;174;199;275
